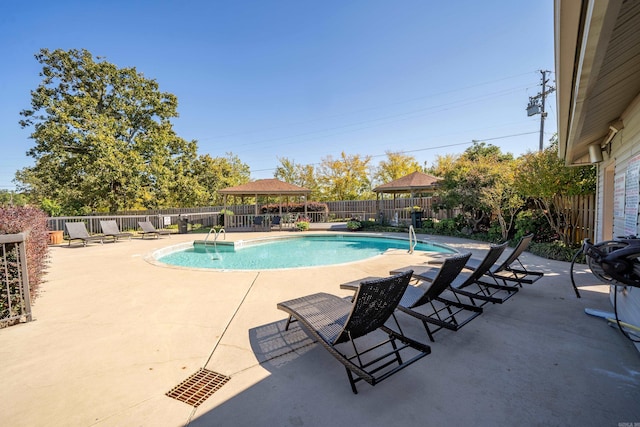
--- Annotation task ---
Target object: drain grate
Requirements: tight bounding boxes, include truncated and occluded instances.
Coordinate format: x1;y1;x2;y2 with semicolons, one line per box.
166;368;230;407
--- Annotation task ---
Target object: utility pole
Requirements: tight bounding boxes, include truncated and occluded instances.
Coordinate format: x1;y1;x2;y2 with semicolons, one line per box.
526;70;556;151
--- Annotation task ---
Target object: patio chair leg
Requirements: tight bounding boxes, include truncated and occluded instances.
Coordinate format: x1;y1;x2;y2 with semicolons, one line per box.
389;336;403;365
284;315;296;331
345;367;359;394
422;321;435;342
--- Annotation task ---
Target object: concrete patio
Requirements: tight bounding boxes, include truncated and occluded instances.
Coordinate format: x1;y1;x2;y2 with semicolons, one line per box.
1;231;639;426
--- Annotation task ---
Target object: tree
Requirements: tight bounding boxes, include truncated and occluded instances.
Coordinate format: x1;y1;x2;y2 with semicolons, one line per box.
0;190;29;207
17;48;201;213
274;157;298;183
274;157;318;197
515;136;596;245
462;142;513;162
316;152;372;201
435;142;520;236
428;153;457;178
480;161;523;240
374;151;422;185
192;153;250;205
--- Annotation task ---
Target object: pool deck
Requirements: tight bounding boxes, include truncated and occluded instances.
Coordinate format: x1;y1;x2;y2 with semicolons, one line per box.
1;229;639;426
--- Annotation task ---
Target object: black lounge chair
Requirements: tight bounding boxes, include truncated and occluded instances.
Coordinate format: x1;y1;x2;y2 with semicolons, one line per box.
277;270;431;394
344;253;480;342
432;234;543;287
397;242;518;306
65;222;113;246
99;220;133;241
138;221;173;239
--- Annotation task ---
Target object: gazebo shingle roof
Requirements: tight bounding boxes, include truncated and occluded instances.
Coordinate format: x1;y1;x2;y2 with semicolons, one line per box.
373;171;441;193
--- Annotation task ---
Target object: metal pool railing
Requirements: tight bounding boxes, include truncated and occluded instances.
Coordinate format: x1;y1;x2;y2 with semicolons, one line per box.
408;225;417;254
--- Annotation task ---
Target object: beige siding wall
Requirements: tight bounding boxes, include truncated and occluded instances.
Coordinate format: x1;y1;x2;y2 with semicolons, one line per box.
602;93;640;351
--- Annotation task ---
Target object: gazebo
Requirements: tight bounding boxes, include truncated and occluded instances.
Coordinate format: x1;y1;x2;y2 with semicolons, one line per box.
218;179;311;228
373;171;441;225
373;171;441;199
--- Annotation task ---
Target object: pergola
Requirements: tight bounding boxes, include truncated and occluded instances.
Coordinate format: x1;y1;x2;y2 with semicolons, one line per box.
218;179;311;225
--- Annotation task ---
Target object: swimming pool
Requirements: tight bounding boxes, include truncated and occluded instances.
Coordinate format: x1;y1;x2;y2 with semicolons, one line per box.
153;234;455;270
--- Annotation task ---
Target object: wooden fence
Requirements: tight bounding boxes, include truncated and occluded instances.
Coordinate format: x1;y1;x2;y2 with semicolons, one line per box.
554;194;596;244
325;198;453;224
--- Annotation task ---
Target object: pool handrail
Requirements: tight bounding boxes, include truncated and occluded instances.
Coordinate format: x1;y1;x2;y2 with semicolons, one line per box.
408;225;417;254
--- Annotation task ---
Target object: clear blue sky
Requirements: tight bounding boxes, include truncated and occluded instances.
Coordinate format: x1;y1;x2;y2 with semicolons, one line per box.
0;0;556;191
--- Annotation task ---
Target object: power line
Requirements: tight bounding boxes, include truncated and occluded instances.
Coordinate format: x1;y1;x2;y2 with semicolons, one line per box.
250;131;539;173
225;84;536;154
199;70;539;141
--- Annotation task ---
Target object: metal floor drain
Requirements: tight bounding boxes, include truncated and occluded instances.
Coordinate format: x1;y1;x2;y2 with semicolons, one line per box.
166;368;230;407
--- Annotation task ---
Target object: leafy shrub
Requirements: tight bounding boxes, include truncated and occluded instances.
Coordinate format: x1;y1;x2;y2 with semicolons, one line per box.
295;218;310;231
40;198;62;217
0;206;49;302
422;218;436;229
529;241;584;263
514;210;556;243
346;220;362;230
486;221;505;243
434;218;458;233
359;221;405;232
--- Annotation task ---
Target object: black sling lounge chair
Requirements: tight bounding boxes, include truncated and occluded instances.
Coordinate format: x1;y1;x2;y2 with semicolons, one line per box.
99;220;133;241
428;234;543;288
444;234;543;287
65;222;113;246
400;242;518;306
277;270;431;394
138;221;172;239
343;253;480;342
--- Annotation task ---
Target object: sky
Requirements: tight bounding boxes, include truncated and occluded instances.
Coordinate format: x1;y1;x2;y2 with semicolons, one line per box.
0;0;556;192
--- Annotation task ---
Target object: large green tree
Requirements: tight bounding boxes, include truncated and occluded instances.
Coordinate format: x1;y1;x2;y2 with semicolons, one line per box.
274;157;318;199
428;153;457;177
374;151;423;185
316;152;372;201
435;142;520;236
17;48;201;213
192;153;250;206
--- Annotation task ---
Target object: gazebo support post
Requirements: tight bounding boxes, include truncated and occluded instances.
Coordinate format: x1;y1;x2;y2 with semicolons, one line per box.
223;195;228;228
254;193;259;216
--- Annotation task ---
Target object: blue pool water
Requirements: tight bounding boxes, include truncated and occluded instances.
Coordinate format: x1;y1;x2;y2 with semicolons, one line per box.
156;234;454;270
